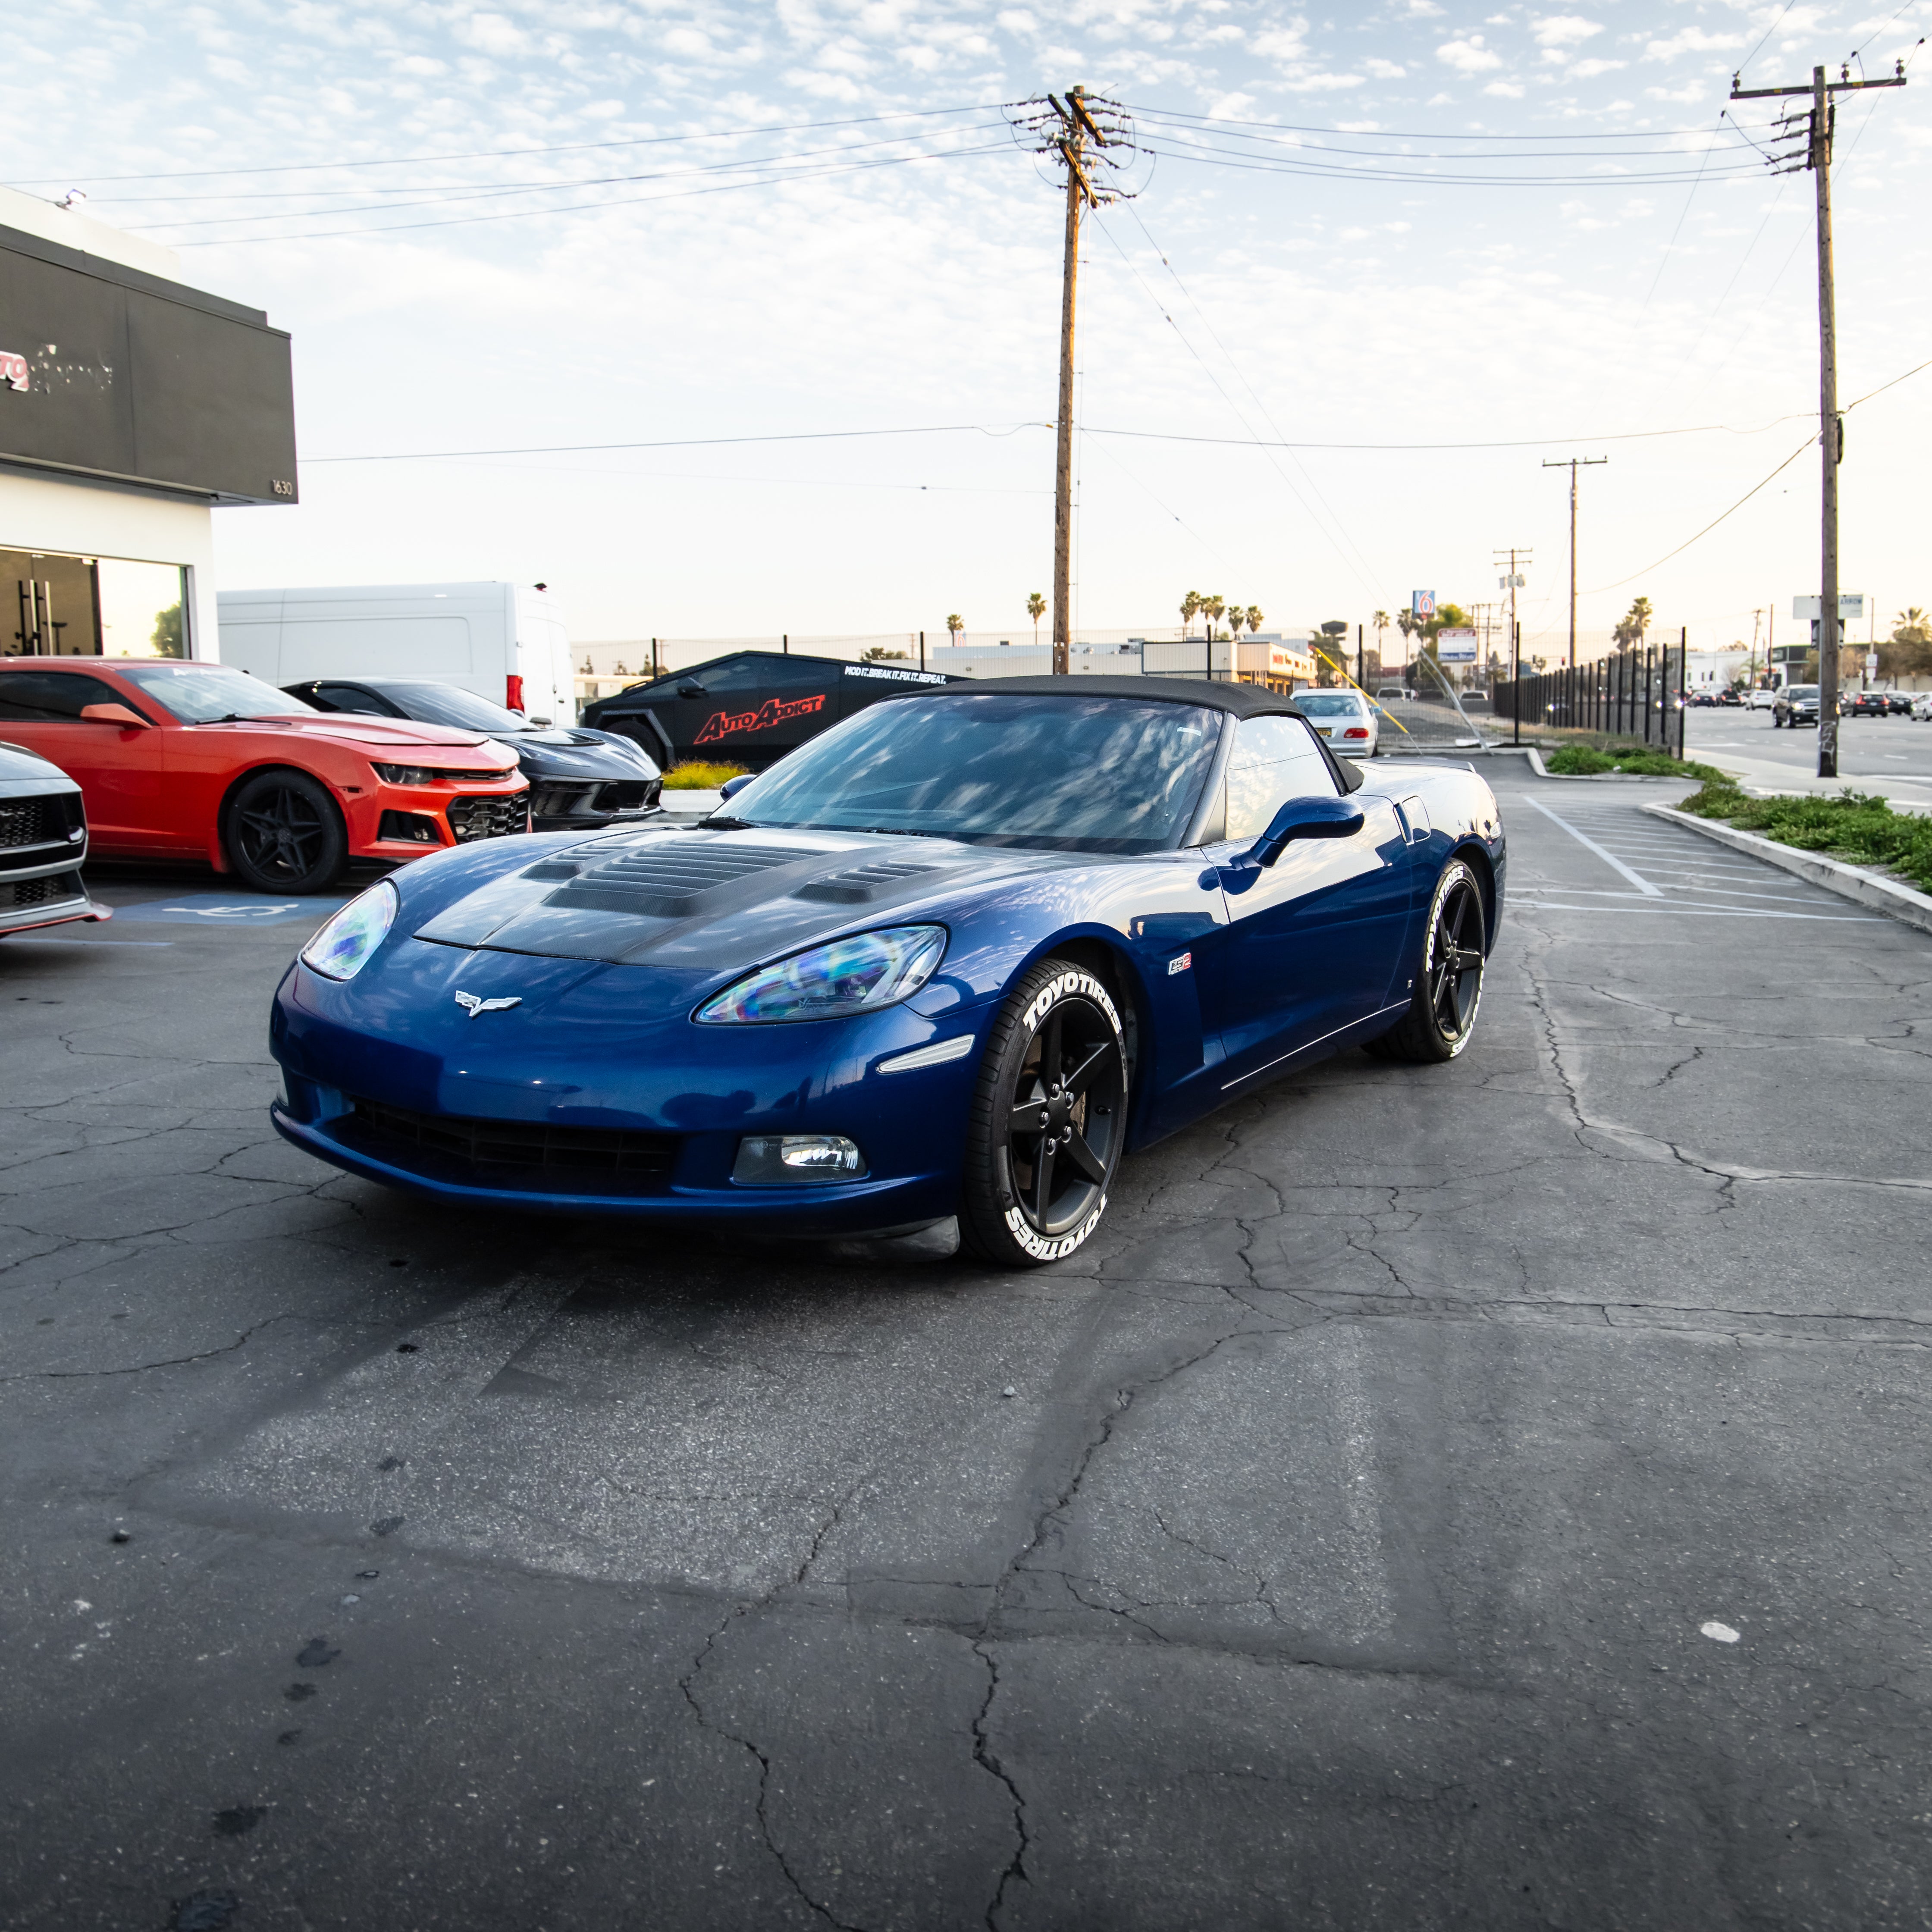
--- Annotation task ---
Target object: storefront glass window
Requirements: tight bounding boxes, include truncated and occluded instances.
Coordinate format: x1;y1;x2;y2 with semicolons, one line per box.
2;549;188;659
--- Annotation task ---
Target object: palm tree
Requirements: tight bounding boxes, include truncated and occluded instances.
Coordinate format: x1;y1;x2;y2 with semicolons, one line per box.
1227;605;1247;643
1612;596;1654;649
1179;590;1201;638
1245;604;1264;636
946;613;964;647
1372;609;1389;674
1027;591;1046;643
1203;594;1226;640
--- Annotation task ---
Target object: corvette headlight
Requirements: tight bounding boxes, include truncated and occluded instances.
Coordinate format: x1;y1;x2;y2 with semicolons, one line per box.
300;879;398;982
695;925;946;1025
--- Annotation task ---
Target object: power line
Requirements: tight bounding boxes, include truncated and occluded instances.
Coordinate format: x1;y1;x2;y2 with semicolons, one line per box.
113;122;1010;223
10;104;1004;186
1120;101;1775;143
1583;353;1932;593
169;144;1012;246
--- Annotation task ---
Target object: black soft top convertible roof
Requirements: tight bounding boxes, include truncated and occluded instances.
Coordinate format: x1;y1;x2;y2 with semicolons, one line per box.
893;673;1364;792
928;674;1304;718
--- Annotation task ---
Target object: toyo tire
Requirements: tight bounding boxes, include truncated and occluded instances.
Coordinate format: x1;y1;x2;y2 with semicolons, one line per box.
224;768;348;894
1364;857;1487;1065
958;958;1129;1269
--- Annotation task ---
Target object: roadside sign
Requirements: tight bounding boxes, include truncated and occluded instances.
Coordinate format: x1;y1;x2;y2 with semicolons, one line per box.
1866;651;1879;680
1791;593;1865;621
1435;627;1478;663
1411;591;1436;619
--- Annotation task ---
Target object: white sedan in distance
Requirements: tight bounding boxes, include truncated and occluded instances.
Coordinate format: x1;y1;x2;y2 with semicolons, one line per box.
1296;688;1380;757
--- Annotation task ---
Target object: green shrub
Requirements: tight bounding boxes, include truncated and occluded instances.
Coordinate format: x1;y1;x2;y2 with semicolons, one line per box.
1545;742;1729;781
662;760;750;790
1676;778;1932;894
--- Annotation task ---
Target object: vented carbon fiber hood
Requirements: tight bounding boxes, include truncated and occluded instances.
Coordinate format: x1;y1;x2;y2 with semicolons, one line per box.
412;824;1072;967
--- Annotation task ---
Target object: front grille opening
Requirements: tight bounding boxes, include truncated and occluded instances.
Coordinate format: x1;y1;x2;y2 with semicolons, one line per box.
2;872;84;910
592;781;657;812
344;1096;678;1191
378;810;442;845
447;795;530;843
0;794;82;850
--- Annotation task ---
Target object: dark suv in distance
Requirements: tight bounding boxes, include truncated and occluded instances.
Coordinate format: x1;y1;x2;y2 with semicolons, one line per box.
1773;684;1821;728
284;677;662;831
581;651;966;772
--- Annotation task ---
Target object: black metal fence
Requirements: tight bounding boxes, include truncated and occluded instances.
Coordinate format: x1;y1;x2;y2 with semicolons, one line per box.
1493;633;1687;756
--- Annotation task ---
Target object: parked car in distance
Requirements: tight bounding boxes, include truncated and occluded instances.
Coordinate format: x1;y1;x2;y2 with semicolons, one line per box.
284;677;662;832
583;651;966;772
0;739;111;937
1912;692;1932;722
1688;691;1718;708
1295;688;1379;756
1774;684;1821;728
1374;685;1413;703
0;660;527;894
1885;690;1912;716
1717;689;1744;706
1747;687;1779;710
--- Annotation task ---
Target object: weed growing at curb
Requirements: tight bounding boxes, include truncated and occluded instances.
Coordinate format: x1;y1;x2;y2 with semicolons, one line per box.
1546;742;1730;780
1675;777;1932;894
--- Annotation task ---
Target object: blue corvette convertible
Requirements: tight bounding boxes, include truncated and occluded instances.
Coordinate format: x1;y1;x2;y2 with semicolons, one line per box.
270;677;1504;1267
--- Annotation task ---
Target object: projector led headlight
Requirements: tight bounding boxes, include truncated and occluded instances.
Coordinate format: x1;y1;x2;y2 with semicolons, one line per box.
696;925;946;1024
300;879;398;982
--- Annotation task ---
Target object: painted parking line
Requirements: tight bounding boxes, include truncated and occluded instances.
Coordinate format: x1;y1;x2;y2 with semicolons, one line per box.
108;893;347;927
1512;795;1662;896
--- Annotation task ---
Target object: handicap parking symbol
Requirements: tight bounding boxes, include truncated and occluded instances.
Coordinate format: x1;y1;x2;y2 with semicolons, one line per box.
111;893;347;928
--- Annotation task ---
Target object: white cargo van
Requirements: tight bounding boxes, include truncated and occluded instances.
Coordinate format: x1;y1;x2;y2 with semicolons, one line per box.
217;583;573;724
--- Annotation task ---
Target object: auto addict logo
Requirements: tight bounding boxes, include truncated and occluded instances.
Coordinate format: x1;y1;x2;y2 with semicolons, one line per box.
693;693;826;744
0;353;28;393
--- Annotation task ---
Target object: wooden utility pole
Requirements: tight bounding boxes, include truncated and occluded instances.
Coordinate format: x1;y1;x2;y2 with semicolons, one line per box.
1732;55;1905;778
1015;89;1132;674
1053;108;1086;677
1543;456;1606;670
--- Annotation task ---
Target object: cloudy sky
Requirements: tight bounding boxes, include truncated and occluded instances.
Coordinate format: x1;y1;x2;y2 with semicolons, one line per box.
7;0;1929;656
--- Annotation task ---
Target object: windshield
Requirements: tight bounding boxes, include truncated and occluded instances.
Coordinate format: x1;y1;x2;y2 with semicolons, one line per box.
1296;693;1363;718
116;663;319;724
372;682;529;733
725;692;1223;853
1788;687;1819;699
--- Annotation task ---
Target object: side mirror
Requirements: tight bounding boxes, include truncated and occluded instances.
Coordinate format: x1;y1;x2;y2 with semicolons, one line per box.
719;772;755;800
1242;795;1364;869
80;702;151;728
677;682;707;698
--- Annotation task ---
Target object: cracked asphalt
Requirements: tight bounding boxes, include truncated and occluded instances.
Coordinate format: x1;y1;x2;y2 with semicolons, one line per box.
4;774;1930;1931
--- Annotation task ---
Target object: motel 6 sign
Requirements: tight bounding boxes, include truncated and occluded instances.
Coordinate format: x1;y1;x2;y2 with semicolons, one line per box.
1411;590;1436;619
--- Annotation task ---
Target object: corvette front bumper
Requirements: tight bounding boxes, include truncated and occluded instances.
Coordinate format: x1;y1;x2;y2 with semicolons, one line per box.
269;1099;957;1233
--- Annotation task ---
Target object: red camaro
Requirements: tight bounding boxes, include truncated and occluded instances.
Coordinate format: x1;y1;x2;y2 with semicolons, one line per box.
0;660;529;893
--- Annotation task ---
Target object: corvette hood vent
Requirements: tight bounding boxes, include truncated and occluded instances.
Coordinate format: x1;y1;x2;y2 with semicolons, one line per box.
792;859;944;905
545;842;806;918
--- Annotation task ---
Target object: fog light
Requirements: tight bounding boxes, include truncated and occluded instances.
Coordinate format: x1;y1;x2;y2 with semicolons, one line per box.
732;1134;868;1186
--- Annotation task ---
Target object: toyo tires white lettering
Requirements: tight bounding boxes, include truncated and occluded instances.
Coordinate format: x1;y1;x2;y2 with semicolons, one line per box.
1004;1194;1108;1261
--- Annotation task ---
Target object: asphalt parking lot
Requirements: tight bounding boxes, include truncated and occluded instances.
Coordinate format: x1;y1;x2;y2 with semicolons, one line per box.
4;771;1930;1931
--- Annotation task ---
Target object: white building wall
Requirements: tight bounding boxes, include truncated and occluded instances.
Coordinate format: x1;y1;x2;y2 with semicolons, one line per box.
0;469;220;660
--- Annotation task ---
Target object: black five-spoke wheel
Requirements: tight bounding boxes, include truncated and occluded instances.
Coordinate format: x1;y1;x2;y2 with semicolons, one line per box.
226;768;348;894
960;959;1128;1267
1365;856;1488;1063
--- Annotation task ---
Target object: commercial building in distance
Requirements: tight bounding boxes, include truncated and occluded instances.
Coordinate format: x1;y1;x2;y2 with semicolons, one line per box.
0;187;296;665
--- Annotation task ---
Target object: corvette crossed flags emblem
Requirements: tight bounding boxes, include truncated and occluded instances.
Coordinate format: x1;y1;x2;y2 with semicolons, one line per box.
453;991;522;1019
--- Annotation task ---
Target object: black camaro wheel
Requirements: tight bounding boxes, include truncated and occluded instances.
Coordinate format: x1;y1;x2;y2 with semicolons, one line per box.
1366;858;1487;1064
225;769;347;893
959;958;1128;1267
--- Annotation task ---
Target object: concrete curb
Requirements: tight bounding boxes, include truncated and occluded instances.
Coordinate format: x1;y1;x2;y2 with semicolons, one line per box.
1481;745;1550;776
1643;803;1932;936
